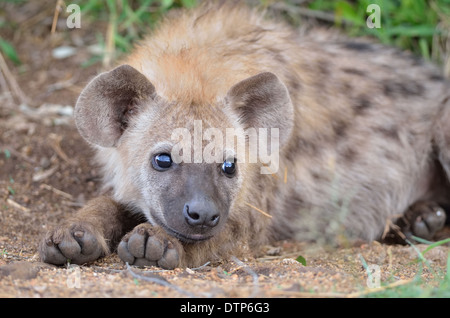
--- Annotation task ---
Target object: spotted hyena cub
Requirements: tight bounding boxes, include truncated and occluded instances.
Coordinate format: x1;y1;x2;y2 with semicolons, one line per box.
40;3;450;269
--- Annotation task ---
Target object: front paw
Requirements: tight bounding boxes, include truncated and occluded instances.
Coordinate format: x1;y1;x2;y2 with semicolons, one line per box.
117;223;182;269
39;222;108;265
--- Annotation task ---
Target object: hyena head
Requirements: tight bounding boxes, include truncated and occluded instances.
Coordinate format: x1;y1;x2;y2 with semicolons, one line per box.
74;65;293;243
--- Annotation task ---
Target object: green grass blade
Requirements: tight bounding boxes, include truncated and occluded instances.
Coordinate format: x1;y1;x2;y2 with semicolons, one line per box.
0;38;21;65
411;236;450;255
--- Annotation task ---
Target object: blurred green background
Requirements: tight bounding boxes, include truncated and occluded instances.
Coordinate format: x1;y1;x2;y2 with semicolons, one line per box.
1;0;449;67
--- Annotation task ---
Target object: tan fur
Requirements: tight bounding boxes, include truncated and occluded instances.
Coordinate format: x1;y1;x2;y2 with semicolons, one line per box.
124;4;295;106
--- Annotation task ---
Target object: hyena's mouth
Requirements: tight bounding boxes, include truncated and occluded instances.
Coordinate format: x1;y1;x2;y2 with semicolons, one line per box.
164;225;214;243
153;215;214;243
173;229;214;243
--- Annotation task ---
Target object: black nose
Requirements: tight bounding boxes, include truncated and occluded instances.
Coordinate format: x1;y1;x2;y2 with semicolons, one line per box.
183;202;220;229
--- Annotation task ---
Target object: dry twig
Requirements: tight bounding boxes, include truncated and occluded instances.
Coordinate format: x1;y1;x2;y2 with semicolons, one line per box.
49;133;77;165
231;256;260;297
40;183;73;200
6;198;30;214
346;279;414;298
51;0;64;34
244;202;272;218
32;165;59;182
0;52;30;105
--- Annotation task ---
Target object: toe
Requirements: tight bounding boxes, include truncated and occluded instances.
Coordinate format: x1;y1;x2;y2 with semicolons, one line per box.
58;235;82;260
412;216;431;240
118;240;135;264
39;239;67;265
127;232;146;258
427;207;446;230
145;236;165;261
157;242;179;269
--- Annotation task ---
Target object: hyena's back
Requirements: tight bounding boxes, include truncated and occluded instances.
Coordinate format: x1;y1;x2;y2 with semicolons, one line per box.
269;37;450;241
120;4;450;241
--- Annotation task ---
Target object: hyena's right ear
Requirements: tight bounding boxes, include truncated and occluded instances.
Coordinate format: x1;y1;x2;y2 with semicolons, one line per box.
75;64;156;147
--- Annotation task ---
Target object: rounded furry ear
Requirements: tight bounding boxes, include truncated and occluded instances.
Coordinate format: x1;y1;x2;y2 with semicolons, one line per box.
75;64;155;147
226;72;294;147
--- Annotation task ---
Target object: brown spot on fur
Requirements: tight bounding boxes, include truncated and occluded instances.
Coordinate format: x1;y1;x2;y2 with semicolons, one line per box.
311;171;326;182
353;95;372;114
341;81;353;92
272;51;287;64
342;68;365;76
429;73;445;81
317;60;330;76
342;42;373;52
286;73;302;93
375;125;400;141
383;150;399;161
440;96;450;111
270;189;305;240
383;80;424;97
332;119;349;138
341;147;358;162
295;136;319;156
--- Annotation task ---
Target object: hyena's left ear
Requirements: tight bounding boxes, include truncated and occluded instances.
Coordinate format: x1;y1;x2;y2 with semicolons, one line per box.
75;64;156;147
225;72;294;147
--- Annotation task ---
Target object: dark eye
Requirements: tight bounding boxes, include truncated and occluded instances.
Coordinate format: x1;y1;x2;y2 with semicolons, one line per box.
221;159;236;177
152;153;172;171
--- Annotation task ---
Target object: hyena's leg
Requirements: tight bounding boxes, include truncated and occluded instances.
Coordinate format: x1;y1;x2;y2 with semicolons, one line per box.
435;95;450;185
432;95;450;226
39;196;142;265
383;96;450;244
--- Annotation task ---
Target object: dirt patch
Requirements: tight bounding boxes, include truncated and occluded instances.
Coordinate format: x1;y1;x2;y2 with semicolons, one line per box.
0;103;448;298
0;2;449;299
